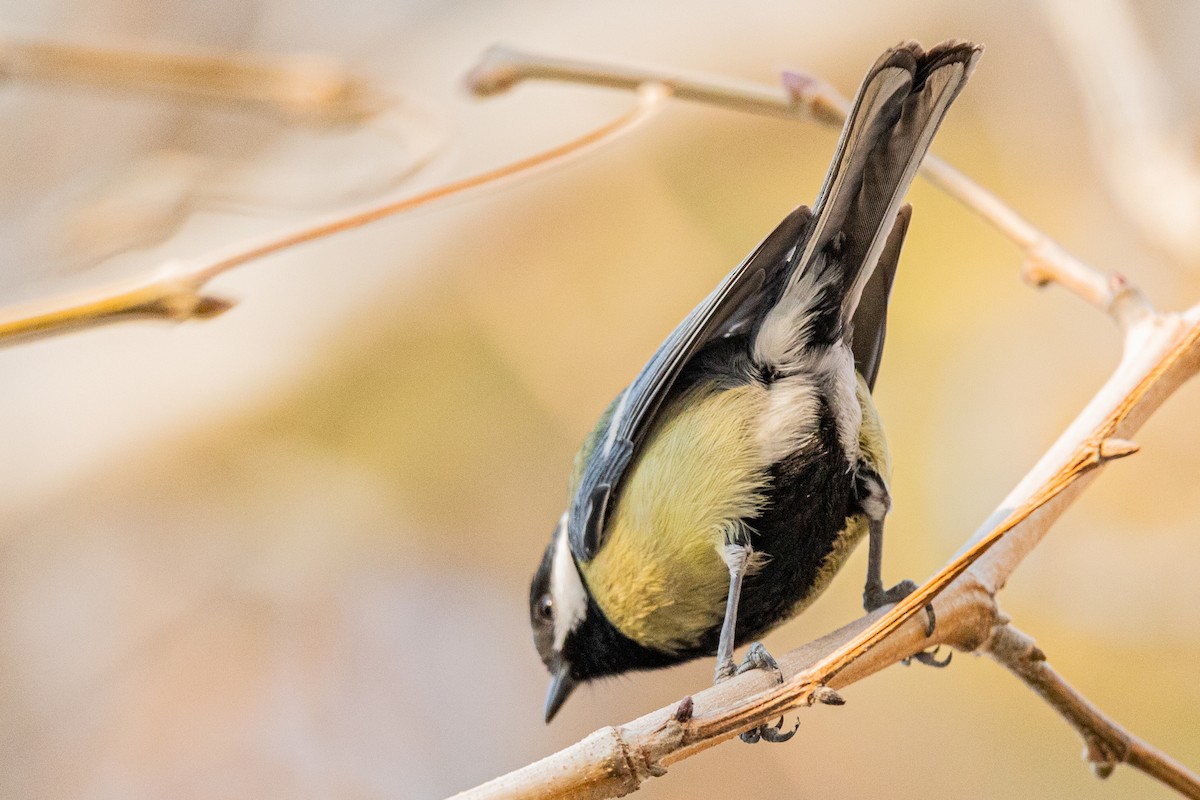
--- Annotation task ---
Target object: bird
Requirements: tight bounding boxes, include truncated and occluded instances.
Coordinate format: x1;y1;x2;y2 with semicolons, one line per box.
529;40;980;735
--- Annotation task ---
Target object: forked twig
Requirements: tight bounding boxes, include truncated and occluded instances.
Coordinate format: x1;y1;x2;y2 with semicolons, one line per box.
4;38;1197;797
0;81;667;345
468;45;1150;322
446;47;1200;800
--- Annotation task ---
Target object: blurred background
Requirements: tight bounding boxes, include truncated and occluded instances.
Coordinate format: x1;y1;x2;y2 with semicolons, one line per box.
1;0;1198;798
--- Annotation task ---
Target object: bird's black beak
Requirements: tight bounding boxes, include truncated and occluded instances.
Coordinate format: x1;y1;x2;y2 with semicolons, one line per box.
544;662;578;723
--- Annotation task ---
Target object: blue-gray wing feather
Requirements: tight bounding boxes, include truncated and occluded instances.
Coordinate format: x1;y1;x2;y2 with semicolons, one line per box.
567;205;813;562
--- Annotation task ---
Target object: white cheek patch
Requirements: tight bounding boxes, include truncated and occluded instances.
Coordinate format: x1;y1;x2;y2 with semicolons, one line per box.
550;513;588;650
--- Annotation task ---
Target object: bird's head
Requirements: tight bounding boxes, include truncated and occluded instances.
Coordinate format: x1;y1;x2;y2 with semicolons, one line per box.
530;513;589;722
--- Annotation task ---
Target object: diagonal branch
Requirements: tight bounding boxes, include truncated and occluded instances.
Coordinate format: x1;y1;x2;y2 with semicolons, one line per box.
0;35;386;125
988;623;1200;797
448;47;1200;800
0;83;668;345
466;45;1149;323
450;302;1200;800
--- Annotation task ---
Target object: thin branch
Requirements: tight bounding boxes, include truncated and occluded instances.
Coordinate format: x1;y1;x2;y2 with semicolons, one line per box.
449;48;1200;800
0;84;668;345
466;45;843;123
452;303;1200;800
1042;0;1200;263
467;46;1151;323
915;154;1152;325
988;623;1200;798
0;35;387;125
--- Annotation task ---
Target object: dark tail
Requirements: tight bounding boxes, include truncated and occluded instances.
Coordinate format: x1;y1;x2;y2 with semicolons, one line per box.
753;41;980;371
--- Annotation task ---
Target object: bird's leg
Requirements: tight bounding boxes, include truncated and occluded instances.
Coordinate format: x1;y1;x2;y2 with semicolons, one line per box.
713;540;750;683
859;474;951;668
714;540;799;744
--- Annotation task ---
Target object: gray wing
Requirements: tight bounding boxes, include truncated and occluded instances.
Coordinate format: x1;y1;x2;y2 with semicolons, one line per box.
568;41;980;562
851;204;910;391
567;205;813;562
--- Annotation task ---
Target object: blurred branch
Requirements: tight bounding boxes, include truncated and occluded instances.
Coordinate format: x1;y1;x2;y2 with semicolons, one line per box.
988;623;1200;796
0;83;667;345
449;47;1200;800
469;45;1138;321
1042;0;1200;263
0;35;385;124
467;44;845;124
0;37;457;274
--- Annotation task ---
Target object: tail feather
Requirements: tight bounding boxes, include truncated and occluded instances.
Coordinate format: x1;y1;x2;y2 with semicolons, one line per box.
852;204;910;390
753;41;980;373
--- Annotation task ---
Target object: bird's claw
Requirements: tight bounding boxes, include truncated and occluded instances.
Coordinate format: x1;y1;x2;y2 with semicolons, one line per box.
740;716;799;744
726;643;797;744
903;646;952;668
864;579;937;639
735;642;783;682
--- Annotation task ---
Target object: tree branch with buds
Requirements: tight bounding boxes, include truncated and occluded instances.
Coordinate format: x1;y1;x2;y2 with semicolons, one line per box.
446;47;1200;800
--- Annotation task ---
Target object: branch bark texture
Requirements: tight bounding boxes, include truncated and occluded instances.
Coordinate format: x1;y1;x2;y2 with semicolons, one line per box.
447;47;1200;800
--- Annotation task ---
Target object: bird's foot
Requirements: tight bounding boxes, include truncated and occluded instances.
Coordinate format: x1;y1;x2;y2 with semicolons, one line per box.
723;643;798;744
864;578;936;636
739;716;800;744
902;646;952;668
735;642;783;680
864;579;949;667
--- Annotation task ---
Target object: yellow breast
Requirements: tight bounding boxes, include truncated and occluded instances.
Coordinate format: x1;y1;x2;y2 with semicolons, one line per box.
580;381;771;654
577;373;890;652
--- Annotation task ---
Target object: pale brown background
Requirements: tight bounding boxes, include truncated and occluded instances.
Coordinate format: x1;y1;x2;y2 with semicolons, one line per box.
1;1;1198;798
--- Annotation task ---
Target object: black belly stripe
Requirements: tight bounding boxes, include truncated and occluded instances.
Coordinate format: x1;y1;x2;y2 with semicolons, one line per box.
561;339;864;680
734;392;857;644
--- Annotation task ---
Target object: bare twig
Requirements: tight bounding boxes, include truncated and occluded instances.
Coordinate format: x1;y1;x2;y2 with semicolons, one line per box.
915;154;1151;325
0;37;458;276
447;48;1200;800
0;83;668;345
468;46;1153;322
451;301;1200;800
466;45;844;124
0;36;385;125
1042;0;1200;263
988;624;1200;798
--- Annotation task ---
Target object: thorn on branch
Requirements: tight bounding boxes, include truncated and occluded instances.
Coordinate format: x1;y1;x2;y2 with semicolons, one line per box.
1087;738;1118;779
673;695;694;723
1107;272;1155;330
1020;256;1054;288
151;280;235;322
464;45;521;96
812;686;846;706
779;70;849;125
1095;437;1140;463
192;295;236;319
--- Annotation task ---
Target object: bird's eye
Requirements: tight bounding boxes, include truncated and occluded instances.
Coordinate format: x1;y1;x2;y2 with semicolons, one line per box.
537;593;554;620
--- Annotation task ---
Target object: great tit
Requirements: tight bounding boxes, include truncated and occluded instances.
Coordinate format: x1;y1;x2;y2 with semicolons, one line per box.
530;41;980;727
